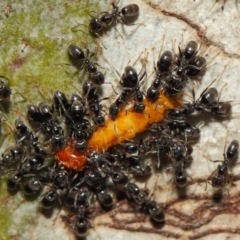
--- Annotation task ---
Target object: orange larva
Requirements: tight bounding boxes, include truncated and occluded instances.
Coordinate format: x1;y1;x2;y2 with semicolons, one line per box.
55;141;87;171
55;93;182;171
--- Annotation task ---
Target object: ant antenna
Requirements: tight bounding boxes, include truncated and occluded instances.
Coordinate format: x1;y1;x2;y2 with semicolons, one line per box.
199;63;228;98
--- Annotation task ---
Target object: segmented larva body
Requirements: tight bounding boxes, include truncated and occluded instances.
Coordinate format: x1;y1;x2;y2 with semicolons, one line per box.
55;93;182;170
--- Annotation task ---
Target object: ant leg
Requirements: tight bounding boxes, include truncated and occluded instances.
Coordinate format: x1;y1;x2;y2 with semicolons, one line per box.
113;24;124;39
104;82;118;95
94;62;108;71
0;75;10;84
94;32;107;50
71;23;88;32
199;64;228;99
121;16;144;28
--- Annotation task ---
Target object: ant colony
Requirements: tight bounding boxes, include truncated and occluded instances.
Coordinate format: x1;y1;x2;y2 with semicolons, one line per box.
1;0;240;239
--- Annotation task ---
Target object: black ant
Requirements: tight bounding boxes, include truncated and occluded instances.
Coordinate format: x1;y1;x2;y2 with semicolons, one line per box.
72;205;92;237
170;40;206;87
170;140;193;164
151;120;200;141
41;164;69;209
109;65;146;119
166;84;226;121
147;50;174;103
0;145;24;177
176;41;201;76
27;102;54;131
124;182;165;222
14;118;37;147
7;154;45;191
69;100;93;151
23;170;52;196
85;2;139;37
207;140;239;190
87;92;108;126
144;135;173;167
28;102;66;151
53;90;92;153
68;44;104;86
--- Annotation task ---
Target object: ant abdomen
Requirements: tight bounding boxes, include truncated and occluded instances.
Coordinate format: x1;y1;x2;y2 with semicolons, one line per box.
188;56;206;76
226;140;239;160
211;101;231;117
74;218;88;237
184;41;198;59
122;66;138;88
89;18;103;33
148;201;165;223
157;50;174;73
200;88;218;107
68;44;85;60
121;4;139;17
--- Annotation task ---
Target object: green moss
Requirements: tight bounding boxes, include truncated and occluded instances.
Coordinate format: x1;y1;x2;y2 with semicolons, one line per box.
0;206;11;240
0;0;104;238
0;179;19;240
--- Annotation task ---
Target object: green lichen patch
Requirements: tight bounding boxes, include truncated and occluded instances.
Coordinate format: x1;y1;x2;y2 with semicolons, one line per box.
0;0;104;238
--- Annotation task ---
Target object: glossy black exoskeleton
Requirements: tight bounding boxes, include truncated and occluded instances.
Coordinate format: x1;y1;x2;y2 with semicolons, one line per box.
97;188;113;208
109;65;146;119
89;3;139;36
68;44;104;85
2;146;24;165
175;41;205;79
14;119;37;146
147;50;174;102
23;177;43;195
0;77;11;101
208;140;239;189
73;206;91;237
174;164;188;188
